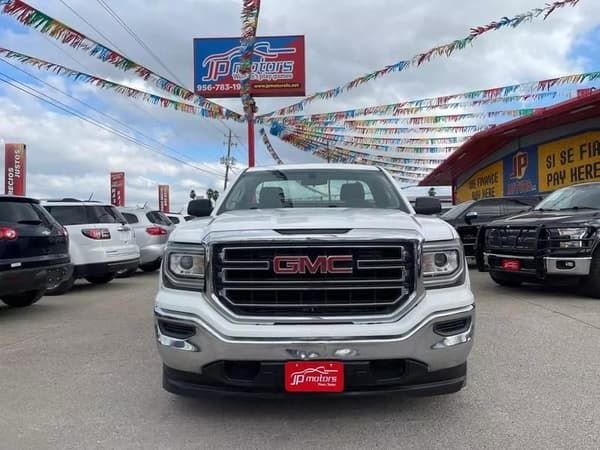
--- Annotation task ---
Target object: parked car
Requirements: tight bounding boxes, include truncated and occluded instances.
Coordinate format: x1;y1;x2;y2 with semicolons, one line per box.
441;196;543;263
477;182;600;297
0;195;72;307
156;164;474;397
118;207;174;273
41;200;140;294
164;213;192;225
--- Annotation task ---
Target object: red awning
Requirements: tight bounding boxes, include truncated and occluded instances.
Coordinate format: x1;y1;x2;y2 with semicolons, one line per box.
419;90;600;186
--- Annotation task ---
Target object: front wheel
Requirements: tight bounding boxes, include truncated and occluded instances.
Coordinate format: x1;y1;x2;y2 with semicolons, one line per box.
85;274;115;285
1;290;45;307
490;271;523;287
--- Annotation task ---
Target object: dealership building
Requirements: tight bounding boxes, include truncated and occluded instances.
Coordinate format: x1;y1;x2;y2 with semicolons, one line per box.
420;91;600;203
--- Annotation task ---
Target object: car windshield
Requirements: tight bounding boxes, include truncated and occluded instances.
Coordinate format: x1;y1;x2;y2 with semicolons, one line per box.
45;205;126;225
147;211;173;226
535;184;600;211
0;201;53;225
219;169;409;213
440;201;474;220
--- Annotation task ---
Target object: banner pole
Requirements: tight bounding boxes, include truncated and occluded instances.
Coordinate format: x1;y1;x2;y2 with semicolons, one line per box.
248;113;256;167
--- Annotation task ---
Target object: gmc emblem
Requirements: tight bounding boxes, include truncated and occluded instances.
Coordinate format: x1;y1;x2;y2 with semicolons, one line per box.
273;255;353;275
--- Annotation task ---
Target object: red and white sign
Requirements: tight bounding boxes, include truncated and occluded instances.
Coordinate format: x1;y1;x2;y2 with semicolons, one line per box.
285;361;344;393
501;259;521;271
273;255;353;275
110;172;125;206
4;143;27;196
158;184;170;213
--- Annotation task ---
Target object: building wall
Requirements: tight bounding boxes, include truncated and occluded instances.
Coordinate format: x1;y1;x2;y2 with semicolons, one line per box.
454;117;600;203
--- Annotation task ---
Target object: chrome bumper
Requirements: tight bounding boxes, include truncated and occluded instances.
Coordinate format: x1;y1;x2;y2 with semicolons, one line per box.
155;304;474;374
545;256;592;276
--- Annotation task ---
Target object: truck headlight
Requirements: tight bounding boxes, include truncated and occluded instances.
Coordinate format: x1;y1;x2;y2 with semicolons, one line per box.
163;244;206;290
553;227;589;249
423;241;464;289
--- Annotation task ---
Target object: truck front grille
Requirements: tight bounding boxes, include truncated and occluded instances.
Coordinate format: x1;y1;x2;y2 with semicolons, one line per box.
485;226;539;251
212;242;415;317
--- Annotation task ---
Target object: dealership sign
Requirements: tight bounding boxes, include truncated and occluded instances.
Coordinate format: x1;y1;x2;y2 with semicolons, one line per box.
110;172;125;207
4;144;26;196
158;185;170;213
456;131;600;202
193;36;305;98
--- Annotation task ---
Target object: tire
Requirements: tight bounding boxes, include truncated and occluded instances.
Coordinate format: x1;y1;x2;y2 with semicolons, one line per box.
1;290;45;307
45;275;76;296
140;260;161;272
581;252;600;298
490;271;523;287
85;274;115;285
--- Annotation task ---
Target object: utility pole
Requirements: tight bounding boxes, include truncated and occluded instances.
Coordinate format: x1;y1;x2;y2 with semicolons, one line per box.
221;129;237;190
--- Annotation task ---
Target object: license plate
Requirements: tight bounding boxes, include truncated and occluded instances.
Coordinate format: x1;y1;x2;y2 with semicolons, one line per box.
501;259;521;271
284;361;344;393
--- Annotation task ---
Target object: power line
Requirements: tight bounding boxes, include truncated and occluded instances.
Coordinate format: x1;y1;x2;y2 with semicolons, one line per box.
0;70;225;178
0;57;222;174
94;0;186;87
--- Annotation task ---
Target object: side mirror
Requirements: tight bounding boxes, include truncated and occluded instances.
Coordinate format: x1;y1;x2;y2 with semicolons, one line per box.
465;211;478;224
414;197;442;215
187;199;213;217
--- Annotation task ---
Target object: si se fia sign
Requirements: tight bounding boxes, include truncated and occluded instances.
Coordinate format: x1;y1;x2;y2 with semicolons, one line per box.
538;131;600;191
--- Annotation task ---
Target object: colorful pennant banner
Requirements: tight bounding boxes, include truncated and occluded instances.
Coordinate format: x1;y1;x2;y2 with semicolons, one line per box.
258;91;574;124
259;128;283;164
0;48;230;119
258;0;582;118
240;0;261;116
290;123;487;136
0;0;242;121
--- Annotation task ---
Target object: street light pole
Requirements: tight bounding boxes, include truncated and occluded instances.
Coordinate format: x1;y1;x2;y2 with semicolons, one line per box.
221;129;237;191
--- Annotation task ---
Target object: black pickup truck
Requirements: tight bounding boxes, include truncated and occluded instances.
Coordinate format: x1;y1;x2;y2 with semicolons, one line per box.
0;195;72;307
476;182;600;297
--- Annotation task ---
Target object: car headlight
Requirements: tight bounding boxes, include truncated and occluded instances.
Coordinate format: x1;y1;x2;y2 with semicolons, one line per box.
163;244;206;291
553;227;589;249
422;241;464;289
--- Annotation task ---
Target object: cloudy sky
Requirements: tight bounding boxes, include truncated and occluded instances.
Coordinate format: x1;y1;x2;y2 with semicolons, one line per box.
0;0;599;211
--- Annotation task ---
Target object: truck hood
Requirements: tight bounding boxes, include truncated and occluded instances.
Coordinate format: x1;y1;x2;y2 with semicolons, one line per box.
490;209;600;227
171;208;457;243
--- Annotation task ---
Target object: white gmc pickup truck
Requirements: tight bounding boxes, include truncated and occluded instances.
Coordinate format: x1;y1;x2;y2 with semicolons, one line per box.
155;164;474;397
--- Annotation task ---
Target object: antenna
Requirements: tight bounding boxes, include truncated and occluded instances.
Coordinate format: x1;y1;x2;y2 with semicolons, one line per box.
88;192;94;201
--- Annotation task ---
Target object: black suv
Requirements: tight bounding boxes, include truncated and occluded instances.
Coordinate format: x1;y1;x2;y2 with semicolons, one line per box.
0;195;72;307
441;196;543;263
477;182;600;297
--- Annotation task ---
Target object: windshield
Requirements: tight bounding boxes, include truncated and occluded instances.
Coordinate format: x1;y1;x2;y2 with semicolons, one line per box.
440;201;474;220
219;169;410;213
535;184;600;211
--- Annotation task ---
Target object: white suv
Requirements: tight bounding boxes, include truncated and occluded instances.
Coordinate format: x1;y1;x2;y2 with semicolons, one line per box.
42;200;140;294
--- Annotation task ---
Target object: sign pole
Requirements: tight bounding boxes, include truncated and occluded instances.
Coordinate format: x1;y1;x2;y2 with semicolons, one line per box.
248;112;255;167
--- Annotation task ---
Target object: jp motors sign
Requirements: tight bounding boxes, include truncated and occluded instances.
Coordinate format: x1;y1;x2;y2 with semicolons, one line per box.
193;36;305;98
4;144;26;196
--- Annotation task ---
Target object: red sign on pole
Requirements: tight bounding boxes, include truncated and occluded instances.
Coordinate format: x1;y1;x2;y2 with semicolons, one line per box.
4;144;27;196
110;172;125;206
158;185;170;213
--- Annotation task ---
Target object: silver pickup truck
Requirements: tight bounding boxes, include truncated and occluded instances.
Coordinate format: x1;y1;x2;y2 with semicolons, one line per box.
155;164;474;397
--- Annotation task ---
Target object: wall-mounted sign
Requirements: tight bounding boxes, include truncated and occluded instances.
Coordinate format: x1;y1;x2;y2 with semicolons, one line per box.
456;160;503;203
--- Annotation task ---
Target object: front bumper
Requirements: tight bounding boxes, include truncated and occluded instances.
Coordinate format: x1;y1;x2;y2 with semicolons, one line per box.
485;252;592;277
0;263;73;296
154;282;474;395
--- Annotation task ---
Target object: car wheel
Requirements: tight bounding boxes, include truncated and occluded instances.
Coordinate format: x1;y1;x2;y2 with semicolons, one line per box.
0;290;45;307
45;275;76;296
85;274;116;285
581;252;600;299
140;260;162;272
490;271;523;287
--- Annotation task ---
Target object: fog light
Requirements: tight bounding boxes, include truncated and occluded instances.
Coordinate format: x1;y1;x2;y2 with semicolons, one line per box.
557;260;576;270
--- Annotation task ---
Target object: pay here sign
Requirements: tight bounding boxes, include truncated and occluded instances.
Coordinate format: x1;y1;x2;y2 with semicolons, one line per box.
193;36;305;98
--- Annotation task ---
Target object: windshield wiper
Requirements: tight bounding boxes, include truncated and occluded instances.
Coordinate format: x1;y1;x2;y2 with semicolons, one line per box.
17;219;43;225
558;206;599;211
534;208;559;212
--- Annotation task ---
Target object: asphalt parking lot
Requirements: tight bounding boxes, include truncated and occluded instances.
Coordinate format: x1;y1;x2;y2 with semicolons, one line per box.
1;270;600;450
